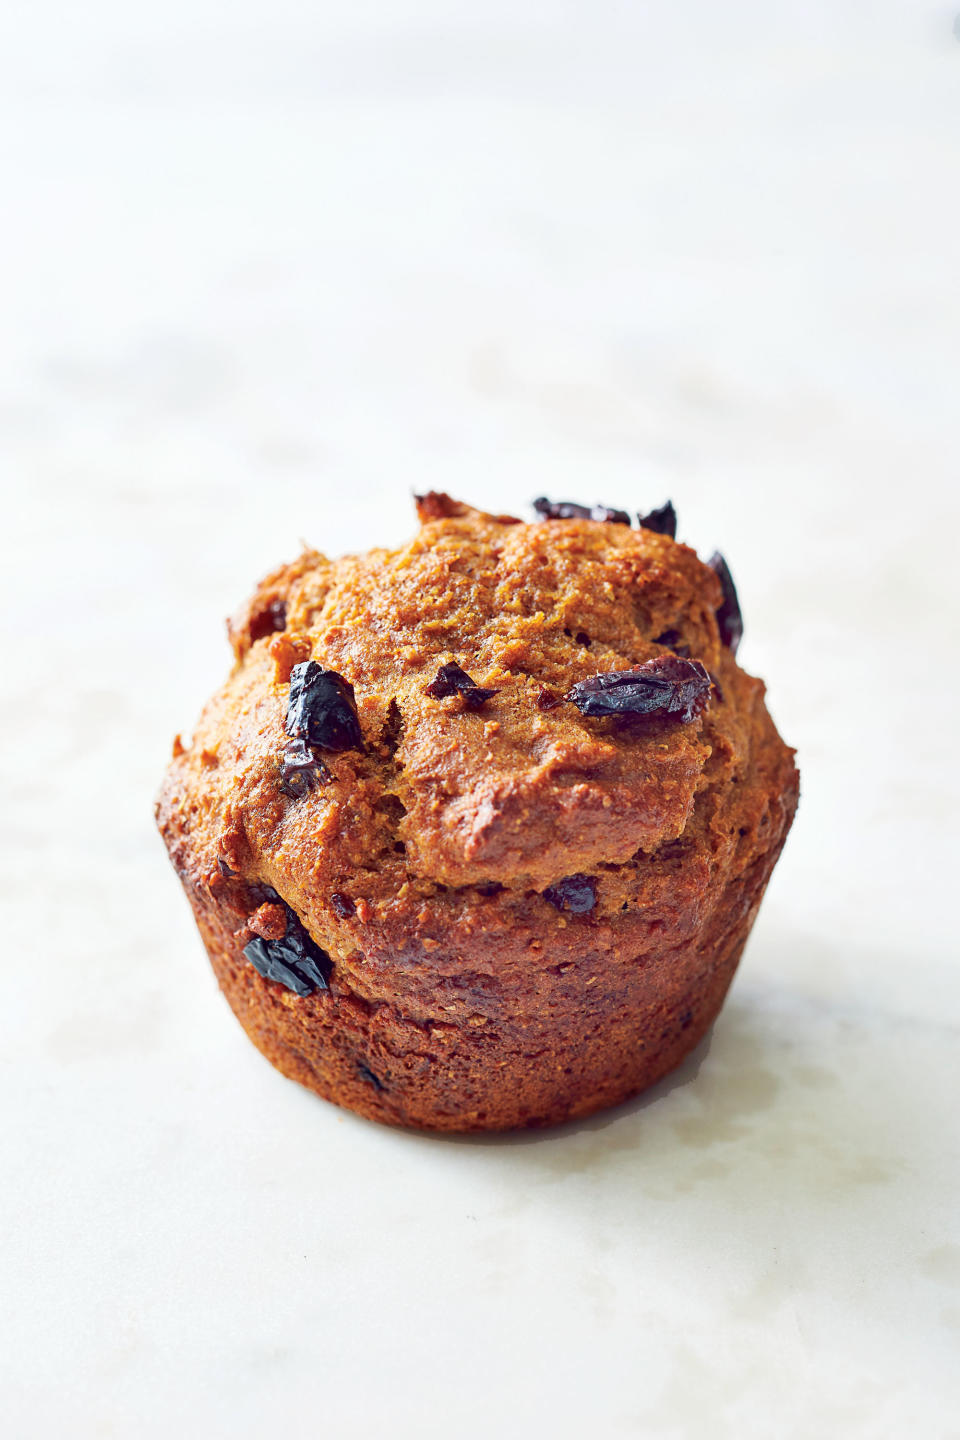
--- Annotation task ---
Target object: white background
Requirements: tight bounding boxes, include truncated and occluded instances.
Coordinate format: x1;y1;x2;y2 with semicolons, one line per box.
2;3;959;1436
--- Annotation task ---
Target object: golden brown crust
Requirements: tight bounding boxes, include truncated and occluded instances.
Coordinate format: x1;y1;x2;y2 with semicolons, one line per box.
157;498;798;1130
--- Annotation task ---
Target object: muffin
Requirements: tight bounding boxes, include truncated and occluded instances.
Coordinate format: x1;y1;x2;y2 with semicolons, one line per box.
156;493;798;1131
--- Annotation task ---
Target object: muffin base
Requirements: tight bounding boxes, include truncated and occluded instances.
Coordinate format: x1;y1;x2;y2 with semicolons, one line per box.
187;842;782;1133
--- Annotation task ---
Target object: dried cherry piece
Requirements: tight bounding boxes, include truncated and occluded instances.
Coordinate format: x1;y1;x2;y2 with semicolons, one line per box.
286;661;364;752
638;502;677;538
278;737;329;798
566;655;711;723
330;892;356;919
425;661;498;711
414;491;469;522
543;874;597;914
247;598;288;645
707;552;743;654
535;686;562;711
243;903;333;996
653;628;691;658
533;496;590;521
533;496;631;524
589;504;632;525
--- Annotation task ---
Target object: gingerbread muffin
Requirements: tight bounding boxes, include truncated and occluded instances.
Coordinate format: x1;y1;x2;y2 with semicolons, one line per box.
157;494;798;1131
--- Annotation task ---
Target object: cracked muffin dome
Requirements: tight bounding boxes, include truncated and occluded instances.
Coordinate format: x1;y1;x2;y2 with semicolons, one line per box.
157;493;798;1131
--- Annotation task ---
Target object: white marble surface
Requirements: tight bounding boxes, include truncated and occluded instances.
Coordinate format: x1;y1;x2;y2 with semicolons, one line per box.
2;3;960;1436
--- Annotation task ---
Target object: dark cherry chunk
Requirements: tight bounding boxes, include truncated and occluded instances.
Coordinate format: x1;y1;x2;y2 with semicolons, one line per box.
638;501;677;538
707;552;743;655
533;496;589;520
533;496;631;525
330;892;356;919
535;686;562;711
243;903;333;997
590;504;632;525
425;661;498;711
278;737;330;798
247;598;288;645
286;661;364;752
566;655;712;723
414;491;470;522
543;874;597;914
356;1062;384;1091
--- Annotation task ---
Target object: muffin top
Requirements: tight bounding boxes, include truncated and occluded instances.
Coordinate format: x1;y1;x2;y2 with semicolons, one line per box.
164;494;790;932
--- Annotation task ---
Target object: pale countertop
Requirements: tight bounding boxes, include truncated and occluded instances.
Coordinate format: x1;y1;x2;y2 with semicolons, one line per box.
2;3;959;1437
